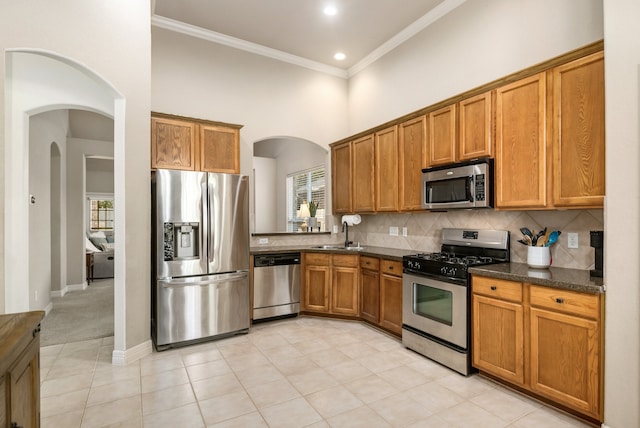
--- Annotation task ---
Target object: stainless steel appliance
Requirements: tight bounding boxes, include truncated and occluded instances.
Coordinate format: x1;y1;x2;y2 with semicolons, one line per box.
253;253;301;320
402;228;509;375
422;158;493;210
151;169;250;350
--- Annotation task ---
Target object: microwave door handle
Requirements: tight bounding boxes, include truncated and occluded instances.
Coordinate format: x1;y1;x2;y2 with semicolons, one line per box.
466;176;474;202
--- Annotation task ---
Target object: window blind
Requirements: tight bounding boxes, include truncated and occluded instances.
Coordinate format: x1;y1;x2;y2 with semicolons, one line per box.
286;166;325;232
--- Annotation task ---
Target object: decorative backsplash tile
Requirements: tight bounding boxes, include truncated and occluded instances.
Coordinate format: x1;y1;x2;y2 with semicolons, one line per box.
251;209;603;271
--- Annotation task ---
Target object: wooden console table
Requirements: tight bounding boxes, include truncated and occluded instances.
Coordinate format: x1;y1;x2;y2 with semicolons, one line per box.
86;251;94;284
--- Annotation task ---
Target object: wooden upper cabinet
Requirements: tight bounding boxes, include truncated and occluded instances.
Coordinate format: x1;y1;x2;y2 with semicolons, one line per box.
352;134;375;213
428;104;457;166
552;51;605;208
151;116;198;171
375;126;399;212
151;113;242;173
459;91;493;161
399;116;427;211
332;141;353;214
200;124;240;174
495;73;547;209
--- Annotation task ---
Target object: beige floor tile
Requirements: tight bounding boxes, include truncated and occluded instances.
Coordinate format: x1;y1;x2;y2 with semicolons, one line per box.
216;340;256;359
325;405;392;428
41;388;90;418
180;345;223;367
142;402;204;428
271;355;320;376
356;351;404;373
260;343;305;361
45;359;97;380
87;377;141;407
470;386;541;423
41;409;83;428
140;353;184;377
41;372;93;397
208;411;269;428
141;382;195;415
308;347;352;368
81;396;142;428
377;365;432;391
292;338;333;355
59;338;103;356
323;360;374;384
225;350;271;372
369;392;434;427
185;358;233;382
511;406;592;428
406;357;458;381
287;367;340;395
305;385;364;418
344;374;399;404
199;390;257;425
248;331;290;350
246;378;301;408
436;372;495;399
91;364;141;388
141;367;189;393
260;397;323;428
405;414;457;428
406;381;465;413
234;362;286;389
436;401;509;428
336;340;378;359
191;372;244;401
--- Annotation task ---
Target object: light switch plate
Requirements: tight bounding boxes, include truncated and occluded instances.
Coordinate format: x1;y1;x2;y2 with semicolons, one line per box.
568;233;578;249
333;225;339;233
389;226;399;236
259;238;269;244
402;227;408;237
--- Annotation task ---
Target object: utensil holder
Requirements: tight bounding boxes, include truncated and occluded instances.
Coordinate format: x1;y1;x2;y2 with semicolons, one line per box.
527;246;551;269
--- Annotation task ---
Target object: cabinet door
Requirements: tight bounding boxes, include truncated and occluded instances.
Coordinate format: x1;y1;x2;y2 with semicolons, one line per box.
428;104;457;166
332;141;353;214
352;135;376;213
379;273;402;335
472;294;525;385
332;266;359;316
304;265;330;313
399;116;427;211
360;268;380;324
9;339;39;428
530;307;601;419
375;126;399;212
200;124;240;173
151;116;197;170
459;91;493;161
552;51;605;208
495;73;547;208
0;375;6;428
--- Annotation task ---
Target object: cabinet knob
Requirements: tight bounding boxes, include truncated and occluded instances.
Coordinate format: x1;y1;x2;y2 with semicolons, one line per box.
555;297;565;304
12;422;23;428
490;286;497;291
388;266;393;270
32;324;41;338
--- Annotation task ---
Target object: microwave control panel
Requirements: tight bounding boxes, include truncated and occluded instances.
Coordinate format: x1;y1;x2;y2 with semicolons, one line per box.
474;173;486;201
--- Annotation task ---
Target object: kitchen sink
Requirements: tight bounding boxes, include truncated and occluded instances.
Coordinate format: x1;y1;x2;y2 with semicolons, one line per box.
311;245;366;251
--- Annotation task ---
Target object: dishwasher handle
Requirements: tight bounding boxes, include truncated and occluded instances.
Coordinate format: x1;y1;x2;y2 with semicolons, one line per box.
254;252;301;267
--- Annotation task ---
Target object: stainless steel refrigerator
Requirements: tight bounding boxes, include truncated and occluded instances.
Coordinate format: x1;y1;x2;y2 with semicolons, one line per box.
151;169;249;350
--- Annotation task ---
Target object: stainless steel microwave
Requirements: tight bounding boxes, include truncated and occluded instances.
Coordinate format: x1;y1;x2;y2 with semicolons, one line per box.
422;158;493;210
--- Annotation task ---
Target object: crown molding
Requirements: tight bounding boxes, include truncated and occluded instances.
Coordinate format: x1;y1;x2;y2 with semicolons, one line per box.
348;0;467;77
151;15;349;79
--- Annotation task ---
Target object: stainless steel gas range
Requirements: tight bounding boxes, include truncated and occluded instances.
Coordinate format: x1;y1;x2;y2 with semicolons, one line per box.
402;228;510;375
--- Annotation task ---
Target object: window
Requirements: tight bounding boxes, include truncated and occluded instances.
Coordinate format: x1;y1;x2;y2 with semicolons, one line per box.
286;166;325;232
89;198;114;230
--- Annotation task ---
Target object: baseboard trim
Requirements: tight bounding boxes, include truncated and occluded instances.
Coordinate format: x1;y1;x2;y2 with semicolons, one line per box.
53;283;88;298
51;288;66;298
112;340;153;366
43;301;53;315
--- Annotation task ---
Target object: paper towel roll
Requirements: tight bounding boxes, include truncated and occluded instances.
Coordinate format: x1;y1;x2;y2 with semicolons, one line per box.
341;214;362;226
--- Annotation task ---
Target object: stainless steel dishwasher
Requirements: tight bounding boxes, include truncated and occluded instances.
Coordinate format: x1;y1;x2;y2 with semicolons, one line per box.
253;252;301;320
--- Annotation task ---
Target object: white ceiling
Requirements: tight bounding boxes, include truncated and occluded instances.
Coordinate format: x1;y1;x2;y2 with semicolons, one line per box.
152;0;465;77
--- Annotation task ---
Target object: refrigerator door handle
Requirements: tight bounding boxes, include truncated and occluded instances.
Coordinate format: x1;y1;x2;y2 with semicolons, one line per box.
207;180;215;265
201;180;209;266
160;272;248;288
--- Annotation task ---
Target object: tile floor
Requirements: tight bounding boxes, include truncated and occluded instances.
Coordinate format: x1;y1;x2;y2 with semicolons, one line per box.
40;317;594;428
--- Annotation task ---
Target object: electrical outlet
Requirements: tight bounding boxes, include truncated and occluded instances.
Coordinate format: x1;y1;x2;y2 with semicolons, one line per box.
34;291;38;301
259;238;269;244
333;225;339;233
402;227;408;237
389;226;399;236
568;233;579;249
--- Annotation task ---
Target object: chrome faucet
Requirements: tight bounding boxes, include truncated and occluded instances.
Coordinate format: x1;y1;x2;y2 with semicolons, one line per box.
342;221;353;248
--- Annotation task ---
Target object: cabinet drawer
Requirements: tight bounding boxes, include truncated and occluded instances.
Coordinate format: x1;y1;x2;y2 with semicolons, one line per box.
381;259;402;276
333;254;359;268
530;285;600;319
472;276;523;303
360;256;379;271
305;253;330;265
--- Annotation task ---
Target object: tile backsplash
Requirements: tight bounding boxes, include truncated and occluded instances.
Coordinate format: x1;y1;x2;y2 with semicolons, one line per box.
251;209;603;271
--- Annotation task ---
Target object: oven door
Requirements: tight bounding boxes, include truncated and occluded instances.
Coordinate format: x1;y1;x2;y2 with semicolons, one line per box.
402;272;468;349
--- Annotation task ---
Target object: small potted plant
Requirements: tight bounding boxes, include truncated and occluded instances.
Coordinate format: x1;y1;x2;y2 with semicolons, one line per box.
308;200;319;230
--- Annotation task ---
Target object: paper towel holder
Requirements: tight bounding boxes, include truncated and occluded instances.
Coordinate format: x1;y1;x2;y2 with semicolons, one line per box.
341;214;361;226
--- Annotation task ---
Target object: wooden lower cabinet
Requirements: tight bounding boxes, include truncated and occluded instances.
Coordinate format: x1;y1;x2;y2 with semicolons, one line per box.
359;257;380;324
471;276;603;422
303;253;358;316
379;271;402;335
1;311;45;428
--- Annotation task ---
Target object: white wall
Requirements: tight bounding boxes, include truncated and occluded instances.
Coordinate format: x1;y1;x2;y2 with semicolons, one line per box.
86;158;115;194
151;28;349;176
348;0;604;133
28;110;69;310
253;156;277;232
603;0;640;426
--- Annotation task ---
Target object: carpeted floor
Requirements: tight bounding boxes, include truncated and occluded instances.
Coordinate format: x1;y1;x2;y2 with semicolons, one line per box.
40;278;114;346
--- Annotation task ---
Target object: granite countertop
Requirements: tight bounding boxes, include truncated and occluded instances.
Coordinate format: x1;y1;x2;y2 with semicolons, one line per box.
250;245;414;261
469;262;605;294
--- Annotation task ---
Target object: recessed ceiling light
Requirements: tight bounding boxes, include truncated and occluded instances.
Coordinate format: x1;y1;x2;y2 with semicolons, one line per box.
324;5;337;16
334;52;346;61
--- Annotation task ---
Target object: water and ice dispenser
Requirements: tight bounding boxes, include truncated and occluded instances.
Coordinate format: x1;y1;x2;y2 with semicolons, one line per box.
163;222;200;261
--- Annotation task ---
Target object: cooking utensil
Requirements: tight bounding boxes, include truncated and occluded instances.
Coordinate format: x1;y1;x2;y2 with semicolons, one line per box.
523;235;532;246
520;227;533;239
537;235;547;246
517;239;529;246
545;230;561;247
